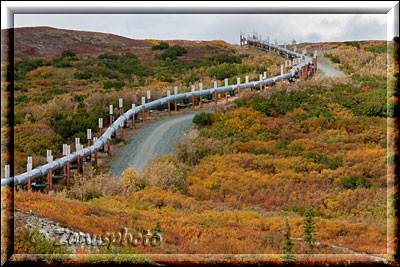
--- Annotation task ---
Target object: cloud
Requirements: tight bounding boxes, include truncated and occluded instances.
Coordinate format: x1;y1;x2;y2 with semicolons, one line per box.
13;14;388;44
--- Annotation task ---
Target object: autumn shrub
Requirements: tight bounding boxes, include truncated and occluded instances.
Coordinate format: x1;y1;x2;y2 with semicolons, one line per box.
175;135;200;166
14;123;63;156
120;167;138;194
68;169;123;201
195;137;232;160
135;155;188;191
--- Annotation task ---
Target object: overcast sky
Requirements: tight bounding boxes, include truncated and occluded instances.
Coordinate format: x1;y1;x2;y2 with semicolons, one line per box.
12;13;393;45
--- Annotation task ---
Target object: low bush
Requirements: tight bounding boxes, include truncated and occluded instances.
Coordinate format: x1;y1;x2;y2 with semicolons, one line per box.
193;112;214;126
152;42;169;50
325;53;340;64
336;175;371;190
302;152;343;170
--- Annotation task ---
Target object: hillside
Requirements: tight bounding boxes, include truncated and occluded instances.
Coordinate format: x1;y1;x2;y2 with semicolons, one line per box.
3;27;288;175
1;27;398;263
1;27;232;62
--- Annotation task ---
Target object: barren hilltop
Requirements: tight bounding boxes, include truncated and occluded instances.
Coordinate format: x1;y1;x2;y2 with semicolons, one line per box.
1;26;232;61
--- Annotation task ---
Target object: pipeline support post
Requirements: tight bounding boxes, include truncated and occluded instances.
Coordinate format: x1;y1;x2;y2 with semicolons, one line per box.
119;98;124;124
237;77;240;97
132;104;136;129
214;81;218;104
147;90;151;117
65;145;70;189
107;132;111;157
98;118;103;137
120;118;124;141
94;147;98;168
224;79;228;103
93;138;98;169
109;104;116;138
142;96;146;122
48;167;53;191
27;157;32;192
199;83;203;108
167;90;171;116
191;85;195;111
174;86;178;112
46;151;53;190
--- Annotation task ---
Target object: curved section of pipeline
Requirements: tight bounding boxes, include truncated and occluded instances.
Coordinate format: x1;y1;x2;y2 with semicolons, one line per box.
2;39;314;187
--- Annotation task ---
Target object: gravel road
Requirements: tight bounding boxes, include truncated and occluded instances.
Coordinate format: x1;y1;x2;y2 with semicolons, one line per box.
317;57;345;78
108;112;197;177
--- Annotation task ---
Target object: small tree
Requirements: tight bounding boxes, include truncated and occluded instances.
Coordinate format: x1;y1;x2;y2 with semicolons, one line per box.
302;206;316;252
282;218;294;254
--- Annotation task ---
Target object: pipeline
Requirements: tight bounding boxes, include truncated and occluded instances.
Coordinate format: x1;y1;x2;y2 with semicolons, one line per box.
2;33;316;187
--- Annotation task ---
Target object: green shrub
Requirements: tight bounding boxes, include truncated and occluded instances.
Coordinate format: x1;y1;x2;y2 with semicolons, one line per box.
325;53;340;64
207;63;238;80
103;80;125;90
344;41;360;49
208;54;242;64
53;108;97;142
336;175;371;190
61;50;76;58
193;112;214;126
43;88;69;96
14;59;48;77
85;191;103;201
303;152;343;170
158;45;187;61
282;204;324;217
152;42;170;50
250;147;269;155
15;95;30;104
183;74;199;86
74;72;92;79
364;44;387;54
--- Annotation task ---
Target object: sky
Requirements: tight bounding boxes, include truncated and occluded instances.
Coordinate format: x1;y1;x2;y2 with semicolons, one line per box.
12;14;391;45
3;2;398;44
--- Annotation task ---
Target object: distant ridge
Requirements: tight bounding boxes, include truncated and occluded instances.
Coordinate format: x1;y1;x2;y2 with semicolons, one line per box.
1;26;230;61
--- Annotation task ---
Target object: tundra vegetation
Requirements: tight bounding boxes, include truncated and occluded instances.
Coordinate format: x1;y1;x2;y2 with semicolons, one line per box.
4;34;398;258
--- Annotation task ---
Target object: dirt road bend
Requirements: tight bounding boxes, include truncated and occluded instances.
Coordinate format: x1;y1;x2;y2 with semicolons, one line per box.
108;112;197;177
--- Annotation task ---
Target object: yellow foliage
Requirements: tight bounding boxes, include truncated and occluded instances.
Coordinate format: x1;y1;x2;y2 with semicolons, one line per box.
120;166;137;194
219;107;263;135
149;81;170;88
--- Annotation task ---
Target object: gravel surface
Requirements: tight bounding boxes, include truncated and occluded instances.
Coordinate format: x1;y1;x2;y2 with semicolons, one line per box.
317;58;345;78
108;112;197;177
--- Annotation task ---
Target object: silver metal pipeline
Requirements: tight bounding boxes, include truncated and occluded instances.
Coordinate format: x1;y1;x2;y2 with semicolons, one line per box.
2;36;314;187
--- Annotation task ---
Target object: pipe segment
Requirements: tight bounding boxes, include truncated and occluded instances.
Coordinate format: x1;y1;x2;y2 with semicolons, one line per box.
2;37;313;187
